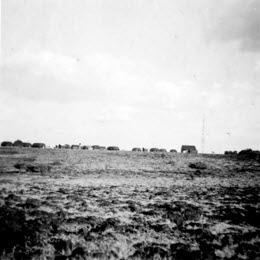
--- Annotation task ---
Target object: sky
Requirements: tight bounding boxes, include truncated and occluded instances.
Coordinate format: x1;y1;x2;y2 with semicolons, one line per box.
1;0;260;152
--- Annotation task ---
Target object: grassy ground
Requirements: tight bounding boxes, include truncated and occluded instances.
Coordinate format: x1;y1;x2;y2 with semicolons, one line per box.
0;147;259;259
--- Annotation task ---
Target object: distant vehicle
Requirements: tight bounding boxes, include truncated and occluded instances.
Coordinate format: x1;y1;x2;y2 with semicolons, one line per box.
181;145;197;153
132;148;141;152
1;141;13;147
107;146;120;151
142;148;148;152
32;143;46;149
150;148;160;152
170;149;177;153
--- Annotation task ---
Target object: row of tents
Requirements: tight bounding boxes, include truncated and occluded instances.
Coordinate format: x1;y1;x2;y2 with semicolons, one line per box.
55;144;198;153
1;140;46;148
56;144;120;151
1;140;198;153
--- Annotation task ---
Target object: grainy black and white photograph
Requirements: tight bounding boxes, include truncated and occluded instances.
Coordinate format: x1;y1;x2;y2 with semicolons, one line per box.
1;0;260;259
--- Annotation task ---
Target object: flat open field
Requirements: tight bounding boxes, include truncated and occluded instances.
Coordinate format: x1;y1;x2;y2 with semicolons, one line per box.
0;148;259;260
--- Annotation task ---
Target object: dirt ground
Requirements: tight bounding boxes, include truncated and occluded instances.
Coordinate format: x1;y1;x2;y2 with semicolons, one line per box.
0;147;259;259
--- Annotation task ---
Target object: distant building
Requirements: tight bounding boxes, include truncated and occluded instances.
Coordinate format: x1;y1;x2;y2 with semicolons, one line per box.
181;145;197;153
160;149;167;153
132;148;141;152
71;145;80;149
107;146;120;151
81;145;93;150
150;148;160;152
32;143;46;149
13;140;24;147
23;142;31;148
224;151;237;155
1;141;13;147
57;144;70;149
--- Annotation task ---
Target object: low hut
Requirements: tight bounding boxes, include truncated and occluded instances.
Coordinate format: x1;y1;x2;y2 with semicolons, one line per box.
170;149;177;153
13;140;24;147
32;143;46;149
107;146;120;151
160;149;167;153
1;141;13;147
181;145;197;153
71;145;80;149
23;142;31;148
225;151;237;155
132;148;141;152
150;148;160;152
81;145;92;150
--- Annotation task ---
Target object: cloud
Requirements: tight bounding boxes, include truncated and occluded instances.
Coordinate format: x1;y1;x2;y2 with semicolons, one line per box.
210;0;260;52
255;58;260;72
95;105;137;122
1;50;148;105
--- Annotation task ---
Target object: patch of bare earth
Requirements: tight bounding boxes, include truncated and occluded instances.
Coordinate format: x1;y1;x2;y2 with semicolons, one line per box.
0;148;259;259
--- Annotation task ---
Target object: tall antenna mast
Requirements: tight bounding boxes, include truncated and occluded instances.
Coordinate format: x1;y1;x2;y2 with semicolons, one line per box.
201;114;205;153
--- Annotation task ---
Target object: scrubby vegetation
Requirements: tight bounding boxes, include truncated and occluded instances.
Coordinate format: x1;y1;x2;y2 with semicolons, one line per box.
0;148;259;259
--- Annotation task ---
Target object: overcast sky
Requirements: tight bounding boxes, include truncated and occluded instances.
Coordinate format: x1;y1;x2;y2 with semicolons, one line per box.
1;0;260;152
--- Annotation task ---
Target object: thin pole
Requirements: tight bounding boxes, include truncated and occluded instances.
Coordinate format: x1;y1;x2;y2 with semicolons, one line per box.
201;115;205;153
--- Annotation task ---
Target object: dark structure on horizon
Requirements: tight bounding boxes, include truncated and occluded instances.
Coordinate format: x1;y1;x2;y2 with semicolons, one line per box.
92;145;106;150
23;142;31;148
32;143;46;149
81;145;91;150
13;140;24;147
57;144;71;149
132;148;142;152
150;148;160;152
107;146;120;151
170;149;177;153
1;141;13;147
225;151;237;155
181;145;197;153
71;145;80;149
160;149;167;153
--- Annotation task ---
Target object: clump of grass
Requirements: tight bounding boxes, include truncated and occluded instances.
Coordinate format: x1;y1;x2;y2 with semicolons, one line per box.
52;160;63;166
